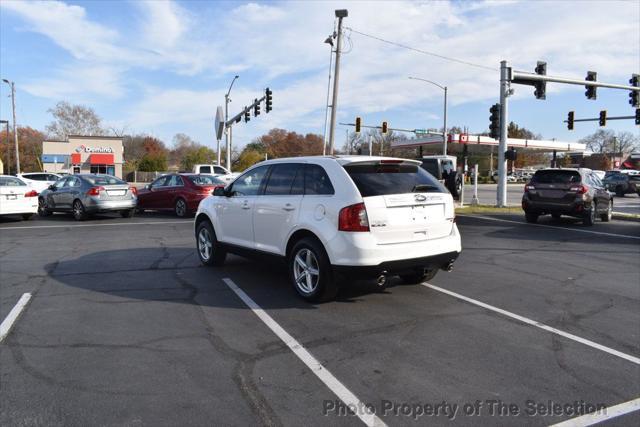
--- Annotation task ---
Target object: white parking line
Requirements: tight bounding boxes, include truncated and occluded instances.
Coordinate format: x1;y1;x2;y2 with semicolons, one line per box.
0;220;191;231
0;293;32;343
460;215;640;240
422;284;640;365
222;278;386;427
549;396;640;427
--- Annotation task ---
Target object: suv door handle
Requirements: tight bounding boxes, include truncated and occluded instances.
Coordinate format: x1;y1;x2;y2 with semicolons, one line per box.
282;204;295;211
241;201;250;210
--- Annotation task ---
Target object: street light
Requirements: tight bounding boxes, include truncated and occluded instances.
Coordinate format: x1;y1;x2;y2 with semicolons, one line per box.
224;75;239;171
408;76;448;156
322;33;335;155
0;119;9;174
2;78;19;173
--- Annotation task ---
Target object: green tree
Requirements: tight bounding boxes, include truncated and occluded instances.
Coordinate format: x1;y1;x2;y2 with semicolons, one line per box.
181;146;216;171
234;149;264;171
138;153;167;172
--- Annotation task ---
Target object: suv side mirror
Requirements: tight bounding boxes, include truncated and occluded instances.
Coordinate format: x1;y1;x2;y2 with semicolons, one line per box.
48;184;57;191
213;187;226;197
145;184;151;190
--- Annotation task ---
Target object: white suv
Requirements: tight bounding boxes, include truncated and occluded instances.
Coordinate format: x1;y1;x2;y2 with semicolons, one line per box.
194;156;461;301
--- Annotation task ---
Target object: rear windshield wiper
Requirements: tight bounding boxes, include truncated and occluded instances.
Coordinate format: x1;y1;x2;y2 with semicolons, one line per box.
412;184;440;192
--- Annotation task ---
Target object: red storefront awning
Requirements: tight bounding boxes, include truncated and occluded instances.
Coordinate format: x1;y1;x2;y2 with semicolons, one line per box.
71;153;81;164
89;154;114;164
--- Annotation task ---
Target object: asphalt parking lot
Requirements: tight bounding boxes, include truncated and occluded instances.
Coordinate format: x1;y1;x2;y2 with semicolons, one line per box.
1;212;639;426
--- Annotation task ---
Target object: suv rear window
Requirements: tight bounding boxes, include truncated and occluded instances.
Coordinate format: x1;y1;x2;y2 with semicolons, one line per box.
420;159;439;177
531;170;581;184
344;162;445;197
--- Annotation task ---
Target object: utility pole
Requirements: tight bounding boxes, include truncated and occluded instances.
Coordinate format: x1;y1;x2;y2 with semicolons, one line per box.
327;9;348;155
2;79;19;173
224;75;239;171
497;61;510;207
443;86;448;155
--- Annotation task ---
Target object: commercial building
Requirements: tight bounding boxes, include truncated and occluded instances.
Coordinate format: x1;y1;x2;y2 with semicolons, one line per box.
42;135;124;178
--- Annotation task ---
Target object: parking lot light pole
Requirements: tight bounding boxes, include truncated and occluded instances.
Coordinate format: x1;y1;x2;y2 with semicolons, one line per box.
2;79;19;174
408;76;448;155
225;75;239;171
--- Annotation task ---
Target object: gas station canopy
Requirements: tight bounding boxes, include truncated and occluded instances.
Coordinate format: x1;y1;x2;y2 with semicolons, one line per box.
391;134;586;152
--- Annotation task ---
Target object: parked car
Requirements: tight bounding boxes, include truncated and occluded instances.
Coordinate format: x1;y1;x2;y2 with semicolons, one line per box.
522;168;612;226
592;170;606;181
0;175;38;220
137;173;225;217
194;156;461;302
17;172;63;194
491;171;519;183
192;164;239;184
38;174;137;220
603;172;640;197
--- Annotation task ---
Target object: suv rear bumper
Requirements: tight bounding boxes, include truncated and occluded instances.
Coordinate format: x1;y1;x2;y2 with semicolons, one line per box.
333;251;459;278
522;196;590;216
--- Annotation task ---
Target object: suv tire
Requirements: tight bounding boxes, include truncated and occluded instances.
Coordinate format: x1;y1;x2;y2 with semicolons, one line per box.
38;197;52;216
600;200;612;222
196;220;226;266
400;268;437;284
289;237;337;302
583;203;596;226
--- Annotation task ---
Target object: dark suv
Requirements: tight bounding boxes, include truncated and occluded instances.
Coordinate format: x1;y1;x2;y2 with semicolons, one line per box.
603;172;640;197
521;168;612;226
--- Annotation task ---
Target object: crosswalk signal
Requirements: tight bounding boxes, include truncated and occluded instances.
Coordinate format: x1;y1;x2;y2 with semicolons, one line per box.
599;110;607;127
254;99;260;116
629;74;639;108
244;108;250;123
585;71;597;100
567;111;575;130
489;103;501;139
265;88;273;113
355;117;361;133
381;121;388;134
534;61;547;100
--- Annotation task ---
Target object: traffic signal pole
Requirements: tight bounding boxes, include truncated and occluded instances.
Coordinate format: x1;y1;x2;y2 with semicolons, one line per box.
327;10;348;155
497;60;510;207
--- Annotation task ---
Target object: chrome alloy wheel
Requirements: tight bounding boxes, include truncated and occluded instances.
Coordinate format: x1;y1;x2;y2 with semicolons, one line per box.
176;199;187;217
198;227;213;261
293;248;320;294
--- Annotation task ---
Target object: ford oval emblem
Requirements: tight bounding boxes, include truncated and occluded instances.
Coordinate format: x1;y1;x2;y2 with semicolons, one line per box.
414;194;427;202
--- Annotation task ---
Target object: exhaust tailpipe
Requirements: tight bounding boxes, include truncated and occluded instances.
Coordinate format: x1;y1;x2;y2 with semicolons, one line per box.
443;261;455;272
376;274;387;287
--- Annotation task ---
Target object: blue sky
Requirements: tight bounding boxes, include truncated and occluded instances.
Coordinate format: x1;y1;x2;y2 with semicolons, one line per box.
1;0;638;151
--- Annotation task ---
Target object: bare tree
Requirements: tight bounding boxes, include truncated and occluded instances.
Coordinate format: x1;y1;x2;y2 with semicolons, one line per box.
45;101;107;139
580;130;639;154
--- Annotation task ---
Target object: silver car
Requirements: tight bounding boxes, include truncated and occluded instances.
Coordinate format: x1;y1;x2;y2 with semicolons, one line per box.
38;174;137;220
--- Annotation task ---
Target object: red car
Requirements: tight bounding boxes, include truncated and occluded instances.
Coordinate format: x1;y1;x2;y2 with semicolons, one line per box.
137;173;225;217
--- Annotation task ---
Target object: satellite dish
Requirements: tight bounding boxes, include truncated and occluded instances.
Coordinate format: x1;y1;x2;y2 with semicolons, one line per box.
215;106;224;141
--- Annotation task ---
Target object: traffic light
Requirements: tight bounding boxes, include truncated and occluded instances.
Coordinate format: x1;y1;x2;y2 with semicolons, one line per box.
505;148;517;161
355;117;361;133
489;103;501;139
585;71;597;100
534;61;546;100
599;110;607;127
630;74;639;108
244;108;250;123
254;99;260;116
265;88;273;113
567;111;575;130
635;108;639;125
381;121;388;134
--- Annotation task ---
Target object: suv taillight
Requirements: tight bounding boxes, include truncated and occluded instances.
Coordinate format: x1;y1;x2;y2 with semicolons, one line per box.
524;184;535;193
86;186;104;196
569;184;588;194
338;203;369;232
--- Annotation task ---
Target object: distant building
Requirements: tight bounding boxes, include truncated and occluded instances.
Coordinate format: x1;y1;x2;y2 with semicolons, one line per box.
42;135;124;178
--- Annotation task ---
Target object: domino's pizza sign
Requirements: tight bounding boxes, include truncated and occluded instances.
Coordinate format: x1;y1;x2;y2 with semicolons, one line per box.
75;144;113;153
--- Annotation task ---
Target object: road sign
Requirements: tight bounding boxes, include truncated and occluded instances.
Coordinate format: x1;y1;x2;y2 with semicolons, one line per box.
215;106;224;140
414;129;427;134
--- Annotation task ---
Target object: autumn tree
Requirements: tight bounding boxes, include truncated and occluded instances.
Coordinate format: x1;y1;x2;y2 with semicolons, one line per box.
45;101;108;139
234;148;264;171
0;127;46;173
255;129;323;158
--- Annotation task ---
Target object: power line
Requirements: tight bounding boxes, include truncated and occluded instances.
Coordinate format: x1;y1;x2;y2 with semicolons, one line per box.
346;27;498;72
